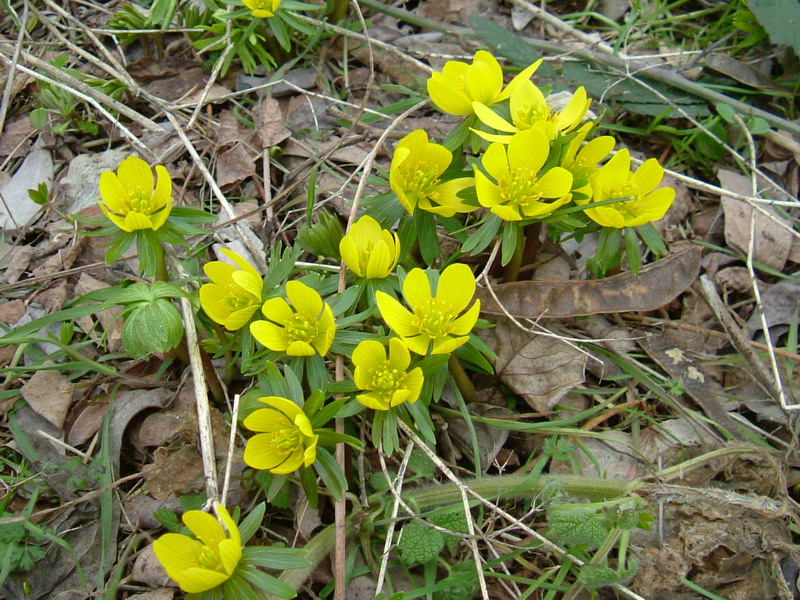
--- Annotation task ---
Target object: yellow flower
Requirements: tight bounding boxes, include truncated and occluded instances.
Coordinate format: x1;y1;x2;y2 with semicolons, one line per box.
352;338;424;410
250;281;336;356
199;248;263;331
560;123;616;203
474;128;573;221
340;216;400;279
389;130;475;217
243;396;318;474
153;503;242;594
376;264;480;355
584;149;675;228
427;50;542;116
243;0;281;18
472;82;591;143
98;155;172;232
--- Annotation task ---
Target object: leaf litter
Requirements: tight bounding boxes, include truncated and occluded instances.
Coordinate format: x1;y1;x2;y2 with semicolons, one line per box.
1;0;800;598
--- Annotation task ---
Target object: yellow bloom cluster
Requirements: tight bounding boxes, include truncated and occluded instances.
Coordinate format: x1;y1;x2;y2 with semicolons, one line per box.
243;0;281;18
97;155;173;232
340;215;400;279
243;396;318;473
199;248;263;331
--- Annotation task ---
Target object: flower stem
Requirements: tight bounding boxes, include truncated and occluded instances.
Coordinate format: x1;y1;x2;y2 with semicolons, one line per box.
501;224;526;283
448;354;478;404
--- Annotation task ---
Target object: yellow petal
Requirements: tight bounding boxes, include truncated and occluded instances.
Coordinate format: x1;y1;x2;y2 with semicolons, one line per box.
225;306;259;331
427;75;473;115
244;433;293;471
430;335;469;355
286;281;323;318
204;261;236;286
387;337;411;371
537;167;573;198
508;128;549;173
152;533;203;578
98;171;128;213
491;204;522;221
152;165;173;208
199;284;230;325
473;102;517;133
218;247;261;279
469;51;503;103
243;407;293;433
123;211;154;231
356;392;390;411
402;367;424;403
403;334;432;356
118;155;155;194
376;292;418;338
602;150;631;189
287;340;316;356
577;135;615;167
176;567;230;593
353;339;387;372
183;510;225;546
339;235;363;277
270;447;305;475
365;241;392;279
436;264;476;315
481;142;510;182
632;158;665;194
303;434;318;466
402;268;432;311
475;169;503;209
449;299;481;336
217;538;241;575
250;320;289;351
231;271;262;299
497;58;542;102
99;201;132;232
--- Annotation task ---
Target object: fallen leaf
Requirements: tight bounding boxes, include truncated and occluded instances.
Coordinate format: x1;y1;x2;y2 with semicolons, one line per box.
719;168;792;271
480;319;586;411
257;96;291;148
0;115;35;159
37;280;68;313
550;431;638;479
0;136;53;231
1;245;36;284
0;299;25;324
447;402;511;470
479;246;702;318
66;400;108;446
122;496;181;530
131;544;174;588
128;590;175;600
215;142;255;188
746;280;800;338
21;369;73;429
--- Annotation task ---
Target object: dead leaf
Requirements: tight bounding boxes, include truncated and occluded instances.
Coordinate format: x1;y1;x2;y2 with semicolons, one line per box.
131;544;174;588
128;590;175;600
0;115;35;159
295;494;322;540
74;272;124;351
746;280;800;338
257;96;291;148
122;496;181;530
550;431;638;479
145;444;206;500
479;246;702;318
0;299;25;324
216;143;255;188
66;400;108;446
480;319;586;411
21;369;73;429
1;245;36;284
37;280;68;313
719;168;792;271
446;402;511;470
0;136;53;231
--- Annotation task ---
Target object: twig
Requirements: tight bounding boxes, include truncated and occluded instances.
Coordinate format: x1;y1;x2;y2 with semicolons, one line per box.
0;4;27;136
221;393;241;506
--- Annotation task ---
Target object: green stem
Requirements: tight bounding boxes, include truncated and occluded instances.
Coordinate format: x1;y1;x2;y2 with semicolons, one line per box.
501;224;525;283
153;241;168;282
448;354;478;405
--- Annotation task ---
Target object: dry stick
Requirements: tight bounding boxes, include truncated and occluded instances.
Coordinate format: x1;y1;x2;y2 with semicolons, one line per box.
0;4;27;136
160;110;269;272
331;2;377;597
221;393;241;506
734;110;793;411
0;54;152;157
374;441;415;596
0;45;163;132
186;7;233;130
395;419;648;600
699;276;787;407
166;251;220;504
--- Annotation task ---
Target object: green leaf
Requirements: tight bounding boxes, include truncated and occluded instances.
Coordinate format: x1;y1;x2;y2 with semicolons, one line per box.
462;215;501;255
417;210;440;266
397;519;444;565
716;102;736;124
299;465;318;509
624;228;641;276
748;0;800;57
237;502;265;543
313;446;347;501
500;222;519;267
222;574;260;600
241;546;310;570
121;298;184;357
309;396;345;428
104;231;136;264
29;108;48;129
239;565;299;598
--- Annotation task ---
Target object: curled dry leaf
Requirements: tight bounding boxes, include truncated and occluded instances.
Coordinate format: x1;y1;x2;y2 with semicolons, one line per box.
480;319;586;412
20;369;73;430
257;96;291;149
479;246;702;318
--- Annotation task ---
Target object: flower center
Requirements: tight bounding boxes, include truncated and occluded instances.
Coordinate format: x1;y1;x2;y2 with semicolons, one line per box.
412;299;455;338
194;546;225;572
514;103;551;130
224;285;255;310
286;313;317;344
128;189;156;215
404;162;440;196
369;363;404;392
602;182;639;215
267;426;301;455
499;168;543;209
250;0;275;11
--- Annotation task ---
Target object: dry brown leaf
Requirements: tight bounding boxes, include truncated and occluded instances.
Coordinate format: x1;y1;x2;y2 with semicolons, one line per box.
479;246;702;318
719;168;792;271
66;400;108;446
0;245;35;284
216;143;256;188
257;96;291;148
131;545;173;588
0;115;35;159
128;590;175;600
0;299;25;324
480;319;586;411
20;369;73;429
746;280;800;338
550;431;638;479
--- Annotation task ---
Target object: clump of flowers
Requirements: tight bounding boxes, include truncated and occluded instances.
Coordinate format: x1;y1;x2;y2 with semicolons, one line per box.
98;155;172;232
243;0;282;18
199;248;263;330
153;503;241;594
376;263;480;355
427;50;541;117
389;130;475;217
352;338;423;410
250;281;336;356
583;149;675;229
340;215;400;279
243;396;318;474
474;128;573;221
